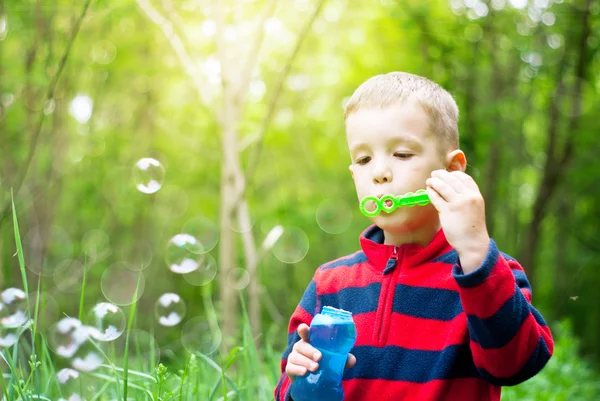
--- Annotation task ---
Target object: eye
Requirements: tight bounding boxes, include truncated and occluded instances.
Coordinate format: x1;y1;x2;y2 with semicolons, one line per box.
394;153;413;160
356;157;371;165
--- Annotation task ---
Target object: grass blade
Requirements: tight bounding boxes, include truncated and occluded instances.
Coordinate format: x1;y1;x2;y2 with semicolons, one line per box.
123;273;141;401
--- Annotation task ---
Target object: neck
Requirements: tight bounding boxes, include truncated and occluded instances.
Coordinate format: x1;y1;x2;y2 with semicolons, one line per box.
382;216;442;248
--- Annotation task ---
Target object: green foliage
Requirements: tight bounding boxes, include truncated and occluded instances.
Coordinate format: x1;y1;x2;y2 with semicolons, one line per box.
502;320;600;401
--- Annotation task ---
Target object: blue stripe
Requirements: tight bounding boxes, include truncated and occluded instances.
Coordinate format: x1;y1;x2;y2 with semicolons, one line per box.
344;345;479;382
453;240;498;288
392;284;463;321
275;373;285;400
530;306;548;327
432;249;459;264
477;336;552;386
511;269;531;293
299;280;318;317
318;282;381;315
500;251;516;261
282;332;300;360
319;252;368;271
467;284;531;348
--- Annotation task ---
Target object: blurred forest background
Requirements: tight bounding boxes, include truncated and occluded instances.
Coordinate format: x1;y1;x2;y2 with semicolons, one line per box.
0;0;600;399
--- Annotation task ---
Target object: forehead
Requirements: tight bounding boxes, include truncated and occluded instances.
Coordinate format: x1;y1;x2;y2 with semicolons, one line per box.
345;101;433;148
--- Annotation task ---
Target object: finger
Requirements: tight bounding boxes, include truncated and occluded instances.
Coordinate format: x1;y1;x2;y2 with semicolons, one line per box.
426;186;446;213
289;351;320;372
345;353;356;368
286;362;308;381
294;340;321;361
426;177;457;202
297;323;310;342
432;170;468;194
454;171;479;191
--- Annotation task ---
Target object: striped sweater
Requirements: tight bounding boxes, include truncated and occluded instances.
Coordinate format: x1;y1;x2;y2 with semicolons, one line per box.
274;224;554;401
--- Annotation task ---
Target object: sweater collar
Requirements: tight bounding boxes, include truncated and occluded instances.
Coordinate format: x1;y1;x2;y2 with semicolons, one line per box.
358;224;452;272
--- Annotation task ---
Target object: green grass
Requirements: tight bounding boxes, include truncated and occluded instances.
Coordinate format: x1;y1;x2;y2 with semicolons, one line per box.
2;193;600;400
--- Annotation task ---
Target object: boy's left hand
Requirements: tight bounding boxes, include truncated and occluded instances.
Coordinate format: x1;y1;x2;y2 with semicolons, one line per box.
425;170;490;274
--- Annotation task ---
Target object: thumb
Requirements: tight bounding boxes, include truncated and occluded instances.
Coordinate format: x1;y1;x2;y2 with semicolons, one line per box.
345;353;356;368
297;323;310;342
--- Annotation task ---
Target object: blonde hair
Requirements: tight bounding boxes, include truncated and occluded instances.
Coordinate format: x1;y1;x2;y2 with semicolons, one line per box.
344;72;459;150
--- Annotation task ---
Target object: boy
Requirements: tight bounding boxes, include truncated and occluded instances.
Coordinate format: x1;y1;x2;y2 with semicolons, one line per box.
274;72;554;401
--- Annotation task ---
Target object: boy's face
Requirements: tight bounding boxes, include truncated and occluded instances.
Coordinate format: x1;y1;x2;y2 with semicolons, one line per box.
346;100;448;232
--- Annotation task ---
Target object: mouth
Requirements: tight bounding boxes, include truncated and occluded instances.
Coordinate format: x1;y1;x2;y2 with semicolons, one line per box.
376;194;394;208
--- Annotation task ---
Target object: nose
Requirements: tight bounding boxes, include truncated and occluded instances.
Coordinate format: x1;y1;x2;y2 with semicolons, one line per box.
372;160;392;184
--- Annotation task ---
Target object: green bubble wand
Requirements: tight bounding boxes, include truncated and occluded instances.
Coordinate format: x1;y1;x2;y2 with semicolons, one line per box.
359;189;431;217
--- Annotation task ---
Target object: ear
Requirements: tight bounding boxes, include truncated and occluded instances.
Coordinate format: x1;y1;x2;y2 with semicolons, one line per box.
348;164;354;179
445;149;467;172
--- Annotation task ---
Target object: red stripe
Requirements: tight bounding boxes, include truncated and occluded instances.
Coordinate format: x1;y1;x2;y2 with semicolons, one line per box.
316;262;382;294
398;264;457;290
287;306;313;334
470;313;541;377
343;377;500;401
458;261;516;318
353;312;467;349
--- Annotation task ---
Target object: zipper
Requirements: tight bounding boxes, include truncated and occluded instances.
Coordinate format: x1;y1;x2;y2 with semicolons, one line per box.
377;246;399;345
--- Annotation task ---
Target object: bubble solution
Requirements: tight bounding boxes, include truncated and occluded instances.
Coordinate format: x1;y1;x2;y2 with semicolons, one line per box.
291;306;357;401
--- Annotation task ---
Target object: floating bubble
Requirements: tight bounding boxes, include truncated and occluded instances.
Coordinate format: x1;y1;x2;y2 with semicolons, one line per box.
53;259;87;294
227;268;250;290
87;303;125;342
111;329;159;382
155;293;186;327
181;317;221;356
227;210;256;234
71;340;103;372
181;216;219;254
166;234;205;274
48;318;89;358
0;288;29;328
120;241;153;271
22;225;73;276
272;226;310;264
101;263;145;306
182;253;218;286
57;368;84;401
0;321;19;347
316;199;352;234
133;158;165;194
81;229;111;262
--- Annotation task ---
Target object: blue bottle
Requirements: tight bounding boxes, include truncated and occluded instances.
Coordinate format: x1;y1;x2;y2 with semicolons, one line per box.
291;306;357;401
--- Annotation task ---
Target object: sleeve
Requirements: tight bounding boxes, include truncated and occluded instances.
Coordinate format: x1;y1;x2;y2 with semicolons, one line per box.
274;279;318;401
452;239;554;386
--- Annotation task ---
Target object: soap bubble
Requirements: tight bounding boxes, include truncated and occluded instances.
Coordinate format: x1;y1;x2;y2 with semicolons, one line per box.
133;158;165;194
53;259;86;294
181;317;221;356
182;253;218;286
181;216;219;253
155;293;186;327
101;263;145;306
0;288;29;328
71;340;103;372
166;234;204;274
56;368;84;401
87;302;125;342
272;226;310;264
120;241;153;271
0;319;19;347
23;225;73;276
48;318;89;358
316;199;352;234
227;268;250;290
81;229;111;262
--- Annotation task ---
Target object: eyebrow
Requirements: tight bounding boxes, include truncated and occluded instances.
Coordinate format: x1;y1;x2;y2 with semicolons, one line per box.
350;136;423;153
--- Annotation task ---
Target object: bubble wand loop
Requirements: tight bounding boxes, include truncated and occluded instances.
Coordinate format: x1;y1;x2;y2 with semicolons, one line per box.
359;189;431;217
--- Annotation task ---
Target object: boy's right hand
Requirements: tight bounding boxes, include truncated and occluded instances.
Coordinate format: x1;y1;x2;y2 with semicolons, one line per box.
286;323;357;383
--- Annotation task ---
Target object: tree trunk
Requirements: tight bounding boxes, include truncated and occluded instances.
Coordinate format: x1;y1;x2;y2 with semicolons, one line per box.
521;0;592;285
